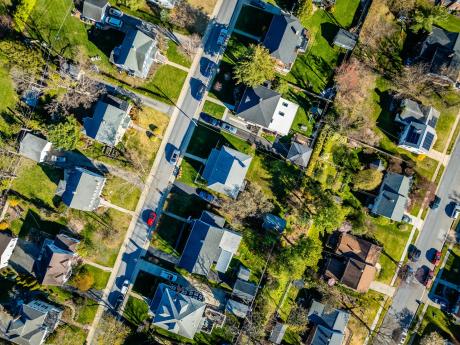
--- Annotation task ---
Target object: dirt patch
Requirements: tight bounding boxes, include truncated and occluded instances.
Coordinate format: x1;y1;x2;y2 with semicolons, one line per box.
187;0;217;15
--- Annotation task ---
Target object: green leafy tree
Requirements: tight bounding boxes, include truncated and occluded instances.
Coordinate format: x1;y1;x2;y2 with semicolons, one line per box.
410;5;448;33
295;0;312;21
12;0;37;32
234;44;275;87
332;145;361;172
353;169;383;191
48;116;80;150
71;266;94;291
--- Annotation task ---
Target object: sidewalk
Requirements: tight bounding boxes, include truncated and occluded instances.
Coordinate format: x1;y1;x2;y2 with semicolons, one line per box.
370;281;396;297
165;60;190;72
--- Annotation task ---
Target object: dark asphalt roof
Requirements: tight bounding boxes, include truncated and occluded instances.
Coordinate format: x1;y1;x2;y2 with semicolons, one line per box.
287;141;312;168
233;279;257;303
262;213;287;233
333;29;358;50
236;86;281;127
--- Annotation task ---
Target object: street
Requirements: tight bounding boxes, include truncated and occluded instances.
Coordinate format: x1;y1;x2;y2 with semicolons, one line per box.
374;135;460;344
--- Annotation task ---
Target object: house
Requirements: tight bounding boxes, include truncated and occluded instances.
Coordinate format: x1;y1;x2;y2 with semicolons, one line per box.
306;300;350;345
371;172;411;222
395;99;439;155
150;283;206;339
57;167;106;211
324;233;382;293
262;12;307;74
83;95;132;146
147;0;178;9
333;29;358;50
35;234;79;286
232;279;258;303
202;146;252;198
82;0;108;22
19;133;52;163
287;140;313;168
236;86;298;136
269;322;287;344
179;211;242;276
111;29;160;78
225;299;250;318
262;213;287;234
0;232;18;269
6;300;62;345
419;26;460;85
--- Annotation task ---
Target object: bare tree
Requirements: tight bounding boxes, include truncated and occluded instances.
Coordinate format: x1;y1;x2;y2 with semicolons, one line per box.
420;332;444;345
391;63;434;100
180;33;201;58
95;313;130;345
169;0;209;34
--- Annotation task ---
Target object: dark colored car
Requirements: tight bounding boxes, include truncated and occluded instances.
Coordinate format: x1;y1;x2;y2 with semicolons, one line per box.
430;195;441;209
424;270;434;288
200;113;221;127
197;189;215;203
432;250;442;266
409;247;421;262
147;211;157;227
196;83;206;100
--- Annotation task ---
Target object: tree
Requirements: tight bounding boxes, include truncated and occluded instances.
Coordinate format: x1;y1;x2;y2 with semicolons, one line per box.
410;5;448;33
386;0;416;17
354;169;383;190
287;305;309;327
0;14;13;38
233;44;275;87
12;0;37;32
420;331;444;345
71;266;94;291
169;0;209;34
95;313;130;345
1;40;44;76
295;0;312;22
273;77;289;94
391;63;434;100
47;116;80;150
117;0;141;10
409;175;437;211
180;33;201;58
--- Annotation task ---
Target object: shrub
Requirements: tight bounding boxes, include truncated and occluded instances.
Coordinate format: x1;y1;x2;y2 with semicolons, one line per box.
71;266;95;291
0;222;8;230
353;169;383;191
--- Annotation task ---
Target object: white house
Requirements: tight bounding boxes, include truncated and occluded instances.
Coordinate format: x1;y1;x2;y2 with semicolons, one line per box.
0;233;18;269
235;85;298;136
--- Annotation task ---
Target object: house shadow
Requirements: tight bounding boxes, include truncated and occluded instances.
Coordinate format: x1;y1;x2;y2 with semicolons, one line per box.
320;22;339;46
87;27;126;58
375;89;402;142
18;209;64;238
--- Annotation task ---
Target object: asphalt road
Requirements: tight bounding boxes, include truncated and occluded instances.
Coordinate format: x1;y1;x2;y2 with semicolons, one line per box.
374;136;460;344
105;0;243;309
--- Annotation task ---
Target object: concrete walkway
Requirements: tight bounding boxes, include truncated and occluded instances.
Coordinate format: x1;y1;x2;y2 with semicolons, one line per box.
83;259;113;273
370;281;396;297
100;199;134;215
166;60;190;72
183;152;207;164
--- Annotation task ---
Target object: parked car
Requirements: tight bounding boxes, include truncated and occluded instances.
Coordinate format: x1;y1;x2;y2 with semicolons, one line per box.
201;113;221;127
109;7;123;17
408;247;421;262
120;279;129;294
105;16;123;28
222;122;237;134
160;270;177;282
430;195;441;209
424;270;434;288
114;295;124;310
147;211;157;227
197;188;215;203
50;155;66;163
449;202;460;219
217;28;228;45
170;149;180;164
432;250;442;266
196;83;206;100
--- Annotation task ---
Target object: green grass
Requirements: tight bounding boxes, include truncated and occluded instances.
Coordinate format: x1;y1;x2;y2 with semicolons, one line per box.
142;65;187;104
151;214;187;256
177;157;203;187
202;100;226;119
83;264;110;290
440;244;460;285
11;160;62;209
371;217;411;284
102;176;141;211
75;302;99;325
415;306;460;343
124;296;150;326
447;121;460;155
0;63;17;114
47;325;87;345
164;188;209;218
166;40;192;68
436;14;460;33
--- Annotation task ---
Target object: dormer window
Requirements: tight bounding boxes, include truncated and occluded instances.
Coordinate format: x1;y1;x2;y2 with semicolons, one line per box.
282;102;288;107
279;111;285;116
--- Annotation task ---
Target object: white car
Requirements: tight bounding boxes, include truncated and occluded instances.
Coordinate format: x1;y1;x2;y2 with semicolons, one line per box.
222;122;237;134
109;7;123;17
120;279;129;294
450;203;460;219
160;270;177;282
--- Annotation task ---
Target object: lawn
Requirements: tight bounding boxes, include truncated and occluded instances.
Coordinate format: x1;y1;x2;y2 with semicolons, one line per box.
72;208;131;267
164;187;209;219
371;217;411;284
124;296;150;326
0;63;17;115
142;65;188;104
11;160;62;209
102;175;141;211
202;100;226;119
75;302;99;325
151;214;187;257
440;244;460;285
415;306;460;343
436;13;460;33
177;157;203;187
166;40;192;68
283;0;360;92
47;325;87;345
83;264;111;290
133;106;170;131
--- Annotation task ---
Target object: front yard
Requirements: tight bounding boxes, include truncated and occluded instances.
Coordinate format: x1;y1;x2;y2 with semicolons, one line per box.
414;306;460;343
102;175;141;211
440;244;460;285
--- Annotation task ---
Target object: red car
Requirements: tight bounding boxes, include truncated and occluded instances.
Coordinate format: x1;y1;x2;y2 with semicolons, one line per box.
424;270;434;288
146;211;157;227
432;250;442;266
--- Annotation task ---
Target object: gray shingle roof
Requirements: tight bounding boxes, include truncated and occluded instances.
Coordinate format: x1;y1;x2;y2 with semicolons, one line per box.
82;0;108;22
83;95;131;146
371;173;410;222
19;133;51;163
150;284;205;339
112;30;157;78
179;211;242;276
60;167;106;211
202;146;252;198
287;141;312;168
6;300;62;345
333;29;358;50
226;299;249;318
269;322;287;344
236;86;281;127
0;232;16;258
233;279;257;303
307;300;350;345
262;12;305;66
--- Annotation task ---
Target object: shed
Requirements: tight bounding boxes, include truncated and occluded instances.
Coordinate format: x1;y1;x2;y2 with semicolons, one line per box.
262;214;287;234
333;29;358;50
269;322;287;344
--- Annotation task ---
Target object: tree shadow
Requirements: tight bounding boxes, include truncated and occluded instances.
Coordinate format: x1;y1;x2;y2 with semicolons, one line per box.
88;27;125;57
